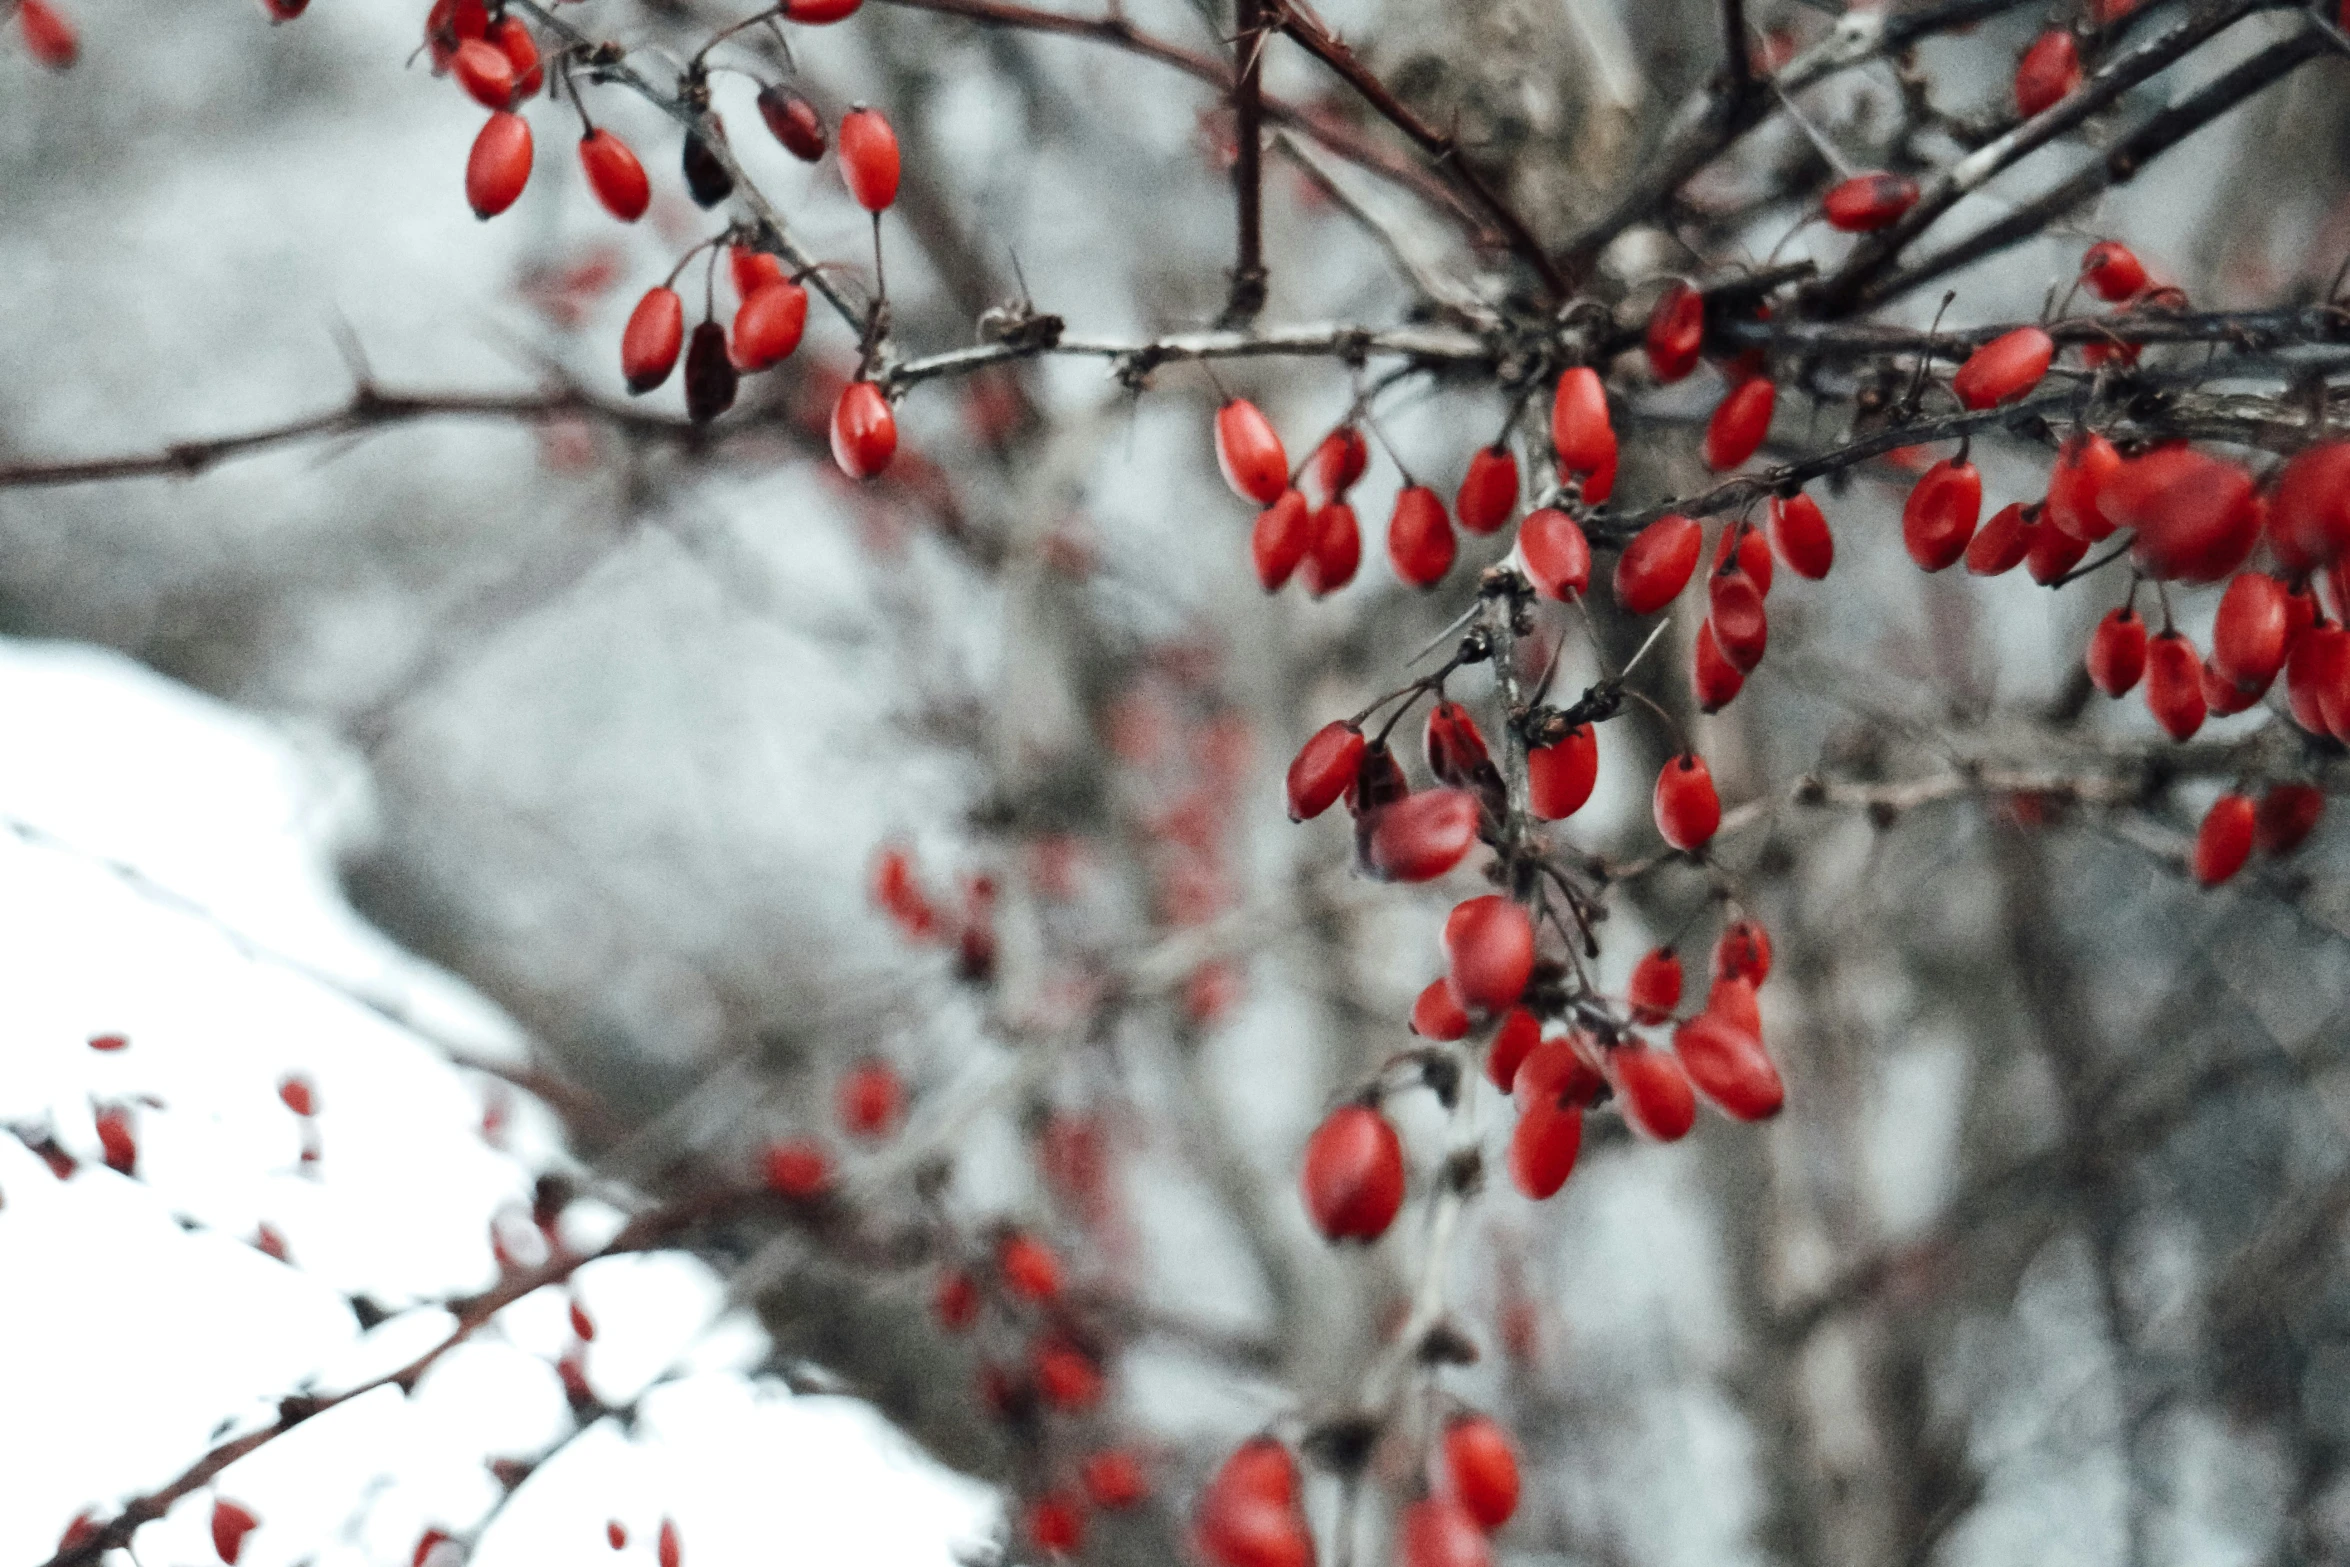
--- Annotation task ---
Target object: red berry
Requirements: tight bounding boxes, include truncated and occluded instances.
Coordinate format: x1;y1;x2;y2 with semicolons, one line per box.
1301;1104;1406;1242
2107;447;2259;583
1653;753;1721;852
1486;1007;1540;1091
1032;1336;1104;1409
2256;783;2324;855
731;280;808;371
1081;1449;1150;1510
1551;366;1615;475
607;1523;627;1551
1287;720;1366;821
1515;1032;1605;1113
1966;501;2033;576
95;1105;136;1175
837;105;900;211
2272;441;2350;565
1822;171;1919;232
1614;513;1702;615
2014;28;2082;116
1301;501;1361;595
452;38;516;109
1714;522;1774;596
2286;622;2350;737
1581;439;1618;505
1444;896;1534;1015
1953;326;2054;410
1693;621;1744;712
1703;377;1775;471
1455;446;1518;535
1526;723;1596;821
761;1138;832;1198
1767;491;1833;580
212;1501;259;1566
2025;516;2090;584
683;321;737;425
1346;741;1410;816
1443;1415;1521;1530
1251;488;1312;591
17;0;77;67
621;287;684;393
1519;507;1590;601
2212;571;2290;692
88;1032;127;1051
2201;658;2262;717
2047;431;2122;542
277;1074;317;1117
999;1232;1062;1301
1708;973;1762;1038
757;86;828;160
2080;241;2149;302
1195;1441;1311;1567
1411;977;1471;1042
1609;1045;1697;1142
830;381;897;479
1674;1012;1784;1120
1708;569;1768;673
424;0;486;70
1645;282;1705;382
492;15;540;97
934;1268;981;1331
657;1519;681;1567
837;1058;904;1139
1215;399;1289;505
1401;1497;1491;1567
2193;793;2256;886
1902;458;1982;572
1628;947;1683;1023
2143;631;2207;740
2086;607;2147;697
1310;425;1369;499
786;0;865;21
1365;789;1482;882
1389;485;1457;588
578;129;650;222
465;111;534;219
1423;701;1494;794
569;1299;596;1340
1024;1493;1086;1555
1713;919;1771;986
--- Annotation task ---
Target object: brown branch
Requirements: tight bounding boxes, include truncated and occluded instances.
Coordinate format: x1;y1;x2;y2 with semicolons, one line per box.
1259;0;1569;299
1225;0;1270;325
1856;24;2330;311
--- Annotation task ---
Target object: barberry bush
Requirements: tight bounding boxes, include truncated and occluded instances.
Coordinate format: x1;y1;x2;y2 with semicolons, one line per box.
9;0;2350;1558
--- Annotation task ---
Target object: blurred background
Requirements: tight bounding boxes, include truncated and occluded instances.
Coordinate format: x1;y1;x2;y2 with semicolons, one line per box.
6;0;2350;1562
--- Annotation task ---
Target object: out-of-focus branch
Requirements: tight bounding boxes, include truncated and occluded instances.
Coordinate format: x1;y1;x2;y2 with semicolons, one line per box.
1262;0;1568;299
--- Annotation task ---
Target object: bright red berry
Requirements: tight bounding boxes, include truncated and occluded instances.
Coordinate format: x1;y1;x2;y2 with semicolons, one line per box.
657;1518;681;1567
1365;789;1482;882
1195;1440;1311;1567
1703;377;1775;471
2286;622;2350;737
2014;29;2082;115
2274;442;2350;566
1486;1007;1540;1092
731;280;808;371
1708;570;1768;673
837;105;900;211
1902;457;1981;572
731;245;786;301
1966;501;2033;576
1023;1493;1085;1556
1822;171;1919;232
1082;1450;1150;1510
1645;282;1705;382
212;1501;259;1567
1031;1336;1104;1409
1401;1497;1491;1567
278;1074;317;1116
757;85;828;160
1444;896;1534;1015
1311;425;1369;499
1455;446;1518;535
1767;492;1833;580
999;1232;1062;1301
621;288;684;392
2212;571;2290;692
1442;1415;1521;1530
837;1058;904;1139
2144;630;2207;740
1614;513;1702;615
1551;366;1615;475
761;1138;833;1198
95;1105;136;1174
934;1268;981;1331
1251;488;1312;591
1519;507;1590;601
607;1523;627;1550
1526;723;1596;820
2106;447;2259;583
1674;1012;1784;1120
1301;1103;1406;1242
2256;783;2324;855
2087;606;2147;696
2047;431;2123;541
1286;721;1366;821
831;381;898;479
786;0;865;20
1302;501;1361;595
17;0;78;67
578;129;650;221
1628;947;1683;1023
1215;399;1289;505
1609;1045;1697;1141
1693;621;1744;713
2193;793;2256;886
1653;753;1721;852
1389;485;1457;588
1411;977;1470;1042
452;38;516;109
1953;326;2054;410
491;16;541;97
465;111;534;219
87;1033;127;1051
2026;514;2091;584
1713;919;1771;986
2080;241;2149;302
